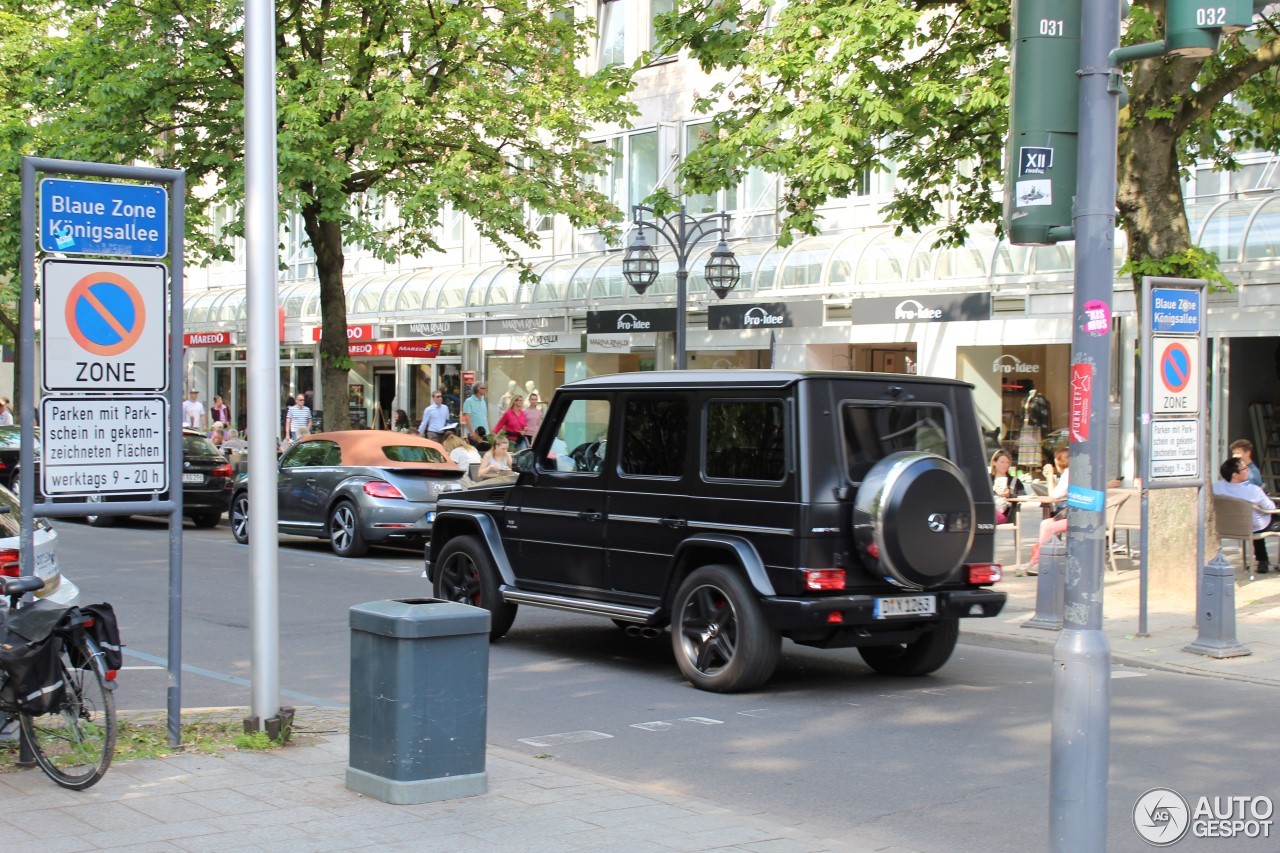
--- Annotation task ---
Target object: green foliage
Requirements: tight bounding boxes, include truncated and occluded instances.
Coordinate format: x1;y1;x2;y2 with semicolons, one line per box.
659;0;1280;264
233;730;279;751
1119;246;1233;290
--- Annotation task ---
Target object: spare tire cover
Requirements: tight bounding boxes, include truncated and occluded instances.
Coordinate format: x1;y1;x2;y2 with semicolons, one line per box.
852;451;975;590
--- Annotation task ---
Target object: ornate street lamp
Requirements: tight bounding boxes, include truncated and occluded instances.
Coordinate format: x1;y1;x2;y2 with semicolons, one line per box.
622;204;738;369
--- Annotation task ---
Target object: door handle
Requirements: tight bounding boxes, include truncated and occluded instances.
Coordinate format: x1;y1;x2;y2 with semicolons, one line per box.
578;511;603;522
306;478;317;486
660;517;687;529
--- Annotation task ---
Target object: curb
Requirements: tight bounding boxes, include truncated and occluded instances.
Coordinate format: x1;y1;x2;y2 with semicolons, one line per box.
961;628;1280;689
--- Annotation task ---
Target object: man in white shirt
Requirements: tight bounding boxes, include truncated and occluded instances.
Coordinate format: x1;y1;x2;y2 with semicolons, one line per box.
285;394;313;441
0;397;12;426
182;390;206;431
1213;455;1279;572
418;390;450;441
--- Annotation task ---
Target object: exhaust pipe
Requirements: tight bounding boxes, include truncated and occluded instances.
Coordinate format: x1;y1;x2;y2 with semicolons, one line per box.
624;625;663;639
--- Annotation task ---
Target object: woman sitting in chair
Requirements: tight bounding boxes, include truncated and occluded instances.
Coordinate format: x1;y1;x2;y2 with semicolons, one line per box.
1025;447;1070;576
990;449;1025;525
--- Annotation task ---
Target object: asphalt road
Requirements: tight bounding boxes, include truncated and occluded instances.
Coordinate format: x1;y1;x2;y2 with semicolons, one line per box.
56;517;1279;852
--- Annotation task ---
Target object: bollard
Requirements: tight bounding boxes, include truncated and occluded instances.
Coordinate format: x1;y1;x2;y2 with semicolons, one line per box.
1184;551;1250;659
347;598;490;805
1023;537;1065;630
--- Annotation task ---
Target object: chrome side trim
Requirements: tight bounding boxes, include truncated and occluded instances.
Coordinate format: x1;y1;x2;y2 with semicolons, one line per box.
518;507;584;519
501;588;658;622
688;520;793;536
609;513;659;524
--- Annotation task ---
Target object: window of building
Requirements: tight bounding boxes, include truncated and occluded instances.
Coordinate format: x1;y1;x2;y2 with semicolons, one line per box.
590;131;659;216
705;400;785;481
649;0;675;54
622;397;688;477
439;203;464;246
683;122;777;214
598;0;626;68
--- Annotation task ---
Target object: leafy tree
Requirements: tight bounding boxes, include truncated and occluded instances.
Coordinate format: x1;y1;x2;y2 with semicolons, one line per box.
658;1;1280;290
15;0;635;429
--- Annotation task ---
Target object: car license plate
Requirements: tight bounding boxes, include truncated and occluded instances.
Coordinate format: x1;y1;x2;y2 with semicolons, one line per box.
873;595;936;618
182;473;203;484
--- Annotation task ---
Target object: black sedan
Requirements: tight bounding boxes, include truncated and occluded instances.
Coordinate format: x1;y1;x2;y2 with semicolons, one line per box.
228;430;464;557
83;429;234;528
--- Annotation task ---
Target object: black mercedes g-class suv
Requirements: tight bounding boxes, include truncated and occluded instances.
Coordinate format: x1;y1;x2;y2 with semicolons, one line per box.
426;370;1005;692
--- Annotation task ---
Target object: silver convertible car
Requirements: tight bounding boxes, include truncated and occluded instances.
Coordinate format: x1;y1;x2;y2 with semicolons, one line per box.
228;431;464;557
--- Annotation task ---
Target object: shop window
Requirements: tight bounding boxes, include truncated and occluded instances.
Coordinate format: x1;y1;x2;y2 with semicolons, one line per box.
705;400;785;481
621;397;688;477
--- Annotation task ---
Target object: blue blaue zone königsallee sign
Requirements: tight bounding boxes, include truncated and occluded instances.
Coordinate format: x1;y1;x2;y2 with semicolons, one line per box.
39;178;168;258
1150;287;1201;334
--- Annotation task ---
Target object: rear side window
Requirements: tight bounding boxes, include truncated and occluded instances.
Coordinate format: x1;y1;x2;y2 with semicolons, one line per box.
621;398;688;478
705;400;785;481
382;445;446;463
281;441;335;468
182;434;221;457
842;403;950;481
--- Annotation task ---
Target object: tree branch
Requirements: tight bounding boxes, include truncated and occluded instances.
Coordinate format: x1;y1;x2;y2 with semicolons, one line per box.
1176;35;1280;132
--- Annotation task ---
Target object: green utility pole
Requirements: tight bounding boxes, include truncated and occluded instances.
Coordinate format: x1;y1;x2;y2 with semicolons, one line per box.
1004;0;1082;247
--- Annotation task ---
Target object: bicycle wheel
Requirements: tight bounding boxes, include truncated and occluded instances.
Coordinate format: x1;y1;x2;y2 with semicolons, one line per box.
20;635;116;790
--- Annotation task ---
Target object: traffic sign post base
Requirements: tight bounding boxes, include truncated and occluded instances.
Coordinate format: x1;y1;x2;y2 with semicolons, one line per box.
1184;551;1251;659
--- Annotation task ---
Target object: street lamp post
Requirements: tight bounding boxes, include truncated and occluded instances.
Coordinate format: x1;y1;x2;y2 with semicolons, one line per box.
622;204;740;369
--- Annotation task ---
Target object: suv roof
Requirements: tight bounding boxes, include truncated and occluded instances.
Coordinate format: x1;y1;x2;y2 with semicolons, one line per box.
560;369;973;392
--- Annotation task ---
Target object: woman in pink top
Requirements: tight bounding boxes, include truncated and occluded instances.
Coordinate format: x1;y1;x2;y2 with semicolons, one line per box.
522;393;544;447
493;394;527;449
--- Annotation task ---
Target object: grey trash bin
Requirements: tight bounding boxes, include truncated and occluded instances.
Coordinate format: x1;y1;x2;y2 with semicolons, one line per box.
346;598;490;805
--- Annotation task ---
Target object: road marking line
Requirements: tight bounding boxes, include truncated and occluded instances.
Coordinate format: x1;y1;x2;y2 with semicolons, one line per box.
518;730;613;747
737;708;777;717
122;647;345;707
679;716;723;725
632;721;673;732
1111;670;1149;679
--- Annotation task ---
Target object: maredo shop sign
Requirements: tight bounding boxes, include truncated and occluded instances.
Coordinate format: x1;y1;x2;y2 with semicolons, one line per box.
183;331;233;347
311;326;441;358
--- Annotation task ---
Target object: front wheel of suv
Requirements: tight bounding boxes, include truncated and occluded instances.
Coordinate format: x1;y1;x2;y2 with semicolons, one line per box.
672;565;779;693
857;618;960;677
433;536;517;639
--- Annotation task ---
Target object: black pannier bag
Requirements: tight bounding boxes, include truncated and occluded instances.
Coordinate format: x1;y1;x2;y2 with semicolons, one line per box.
0;631;66;715
79;603;123;673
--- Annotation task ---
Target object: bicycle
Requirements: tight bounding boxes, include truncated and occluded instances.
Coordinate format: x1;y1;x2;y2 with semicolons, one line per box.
1;574;117;790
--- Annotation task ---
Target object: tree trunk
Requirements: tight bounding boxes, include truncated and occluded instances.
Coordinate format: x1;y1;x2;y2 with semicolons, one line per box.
1116;56;1204;316
303;207;350;432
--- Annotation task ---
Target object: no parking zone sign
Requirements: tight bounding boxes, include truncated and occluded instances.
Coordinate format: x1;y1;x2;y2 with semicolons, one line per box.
42;259;168;393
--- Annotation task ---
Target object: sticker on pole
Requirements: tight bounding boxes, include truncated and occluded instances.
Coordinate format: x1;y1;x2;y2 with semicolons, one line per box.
1151;337;1198;415
41;259;168;393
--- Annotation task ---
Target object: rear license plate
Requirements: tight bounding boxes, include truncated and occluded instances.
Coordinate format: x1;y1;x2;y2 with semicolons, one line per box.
182;473;203;484
873;595;936;619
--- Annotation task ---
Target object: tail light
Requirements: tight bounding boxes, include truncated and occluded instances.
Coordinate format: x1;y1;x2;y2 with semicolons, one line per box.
803;569;846;590
210;464;233;478
967;564;1002;584
0;547;19;577
363;481;405;500
104;670;117;681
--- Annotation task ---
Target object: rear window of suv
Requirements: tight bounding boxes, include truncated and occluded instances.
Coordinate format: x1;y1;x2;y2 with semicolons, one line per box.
705;400;785;482
842;403;951;481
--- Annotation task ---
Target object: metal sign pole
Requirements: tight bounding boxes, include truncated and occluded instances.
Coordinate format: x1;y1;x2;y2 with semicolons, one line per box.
21;156;185;746
1049;0;1116;846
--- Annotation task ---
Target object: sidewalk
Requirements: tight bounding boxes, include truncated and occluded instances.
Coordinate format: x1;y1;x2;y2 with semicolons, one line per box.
4;559;1277;852
0;708;896;853
962;552;1280;687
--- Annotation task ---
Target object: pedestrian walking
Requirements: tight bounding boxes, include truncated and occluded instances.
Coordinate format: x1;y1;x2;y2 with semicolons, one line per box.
285;394;313;441
182;389;207;431
418;389;450;441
